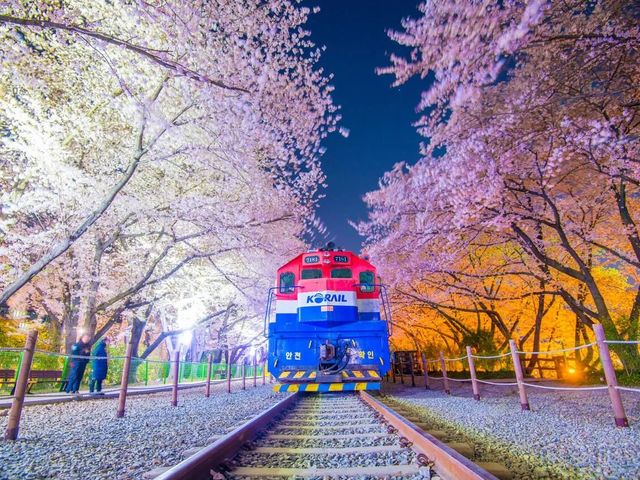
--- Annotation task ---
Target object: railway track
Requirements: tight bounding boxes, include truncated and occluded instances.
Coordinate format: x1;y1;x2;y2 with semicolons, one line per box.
152;392;504;480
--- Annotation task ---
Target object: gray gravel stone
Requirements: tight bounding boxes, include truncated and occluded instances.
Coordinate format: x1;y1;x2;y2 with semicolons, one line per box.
224;393;429;480
0;384;286;480
384;381;640;479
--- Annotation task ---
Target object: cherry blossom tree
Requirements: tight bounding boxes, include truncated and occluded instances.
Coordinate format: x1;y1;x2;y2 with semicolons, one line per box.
1;0;339;307
1;1;340;354
361;0;640;369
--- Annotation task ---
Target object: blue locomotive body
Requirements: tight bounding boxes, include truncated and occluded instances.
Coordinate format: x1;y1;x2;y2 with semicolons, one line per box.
265;247;391;392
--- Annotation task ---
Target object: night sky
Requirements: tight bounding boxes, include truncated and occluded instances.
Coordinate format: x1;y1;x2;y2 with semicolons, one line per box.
305;0;426;253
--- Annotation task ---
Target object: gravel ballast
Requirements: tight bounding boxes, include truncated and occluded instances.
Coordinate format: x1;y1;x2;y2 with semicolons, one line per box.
0;384;286;480
225;393;428;480
384;380;640;479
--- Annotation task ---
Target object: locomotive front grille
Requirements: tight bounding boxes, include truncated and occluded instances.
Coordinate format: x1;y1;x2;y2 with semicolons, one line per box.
277;368;381;384
272;381;381;393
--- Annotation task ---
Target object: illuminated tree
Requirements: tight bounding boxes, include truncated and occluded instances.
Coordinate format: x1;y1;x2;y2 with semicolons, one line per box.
1;0;338;352
1;0;338;306
362;0;640;369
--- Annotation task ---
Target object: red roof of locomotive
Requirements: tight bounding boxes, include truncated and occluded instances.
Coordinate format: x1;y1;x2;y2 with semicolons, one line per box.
275;249;379;299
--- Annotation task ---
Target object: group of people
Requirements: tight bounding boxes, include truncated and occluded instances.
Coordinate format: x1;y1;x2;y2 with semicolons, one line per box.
64;334;110;395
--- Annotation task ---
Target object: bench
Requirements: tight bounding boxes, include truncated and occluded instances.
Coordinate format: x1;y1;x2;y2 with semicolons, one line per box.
27;370;64;392
0;369;16;390
4;369;64;394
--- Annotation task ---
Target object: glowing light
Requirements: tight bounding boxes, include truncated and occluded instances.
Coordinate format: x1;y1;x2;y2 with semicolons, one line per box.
567;368;576;374
178;331;193;346
176;300;205;347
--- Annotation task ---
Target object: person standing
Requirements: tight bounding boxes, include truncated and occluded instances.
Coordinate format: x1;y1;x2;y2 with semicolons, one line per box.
89;337;109;394
65;334;91;394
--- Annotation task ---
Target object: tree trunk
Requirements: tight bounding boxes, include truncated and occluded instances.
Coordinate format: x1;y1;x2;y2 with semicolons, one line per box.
130;317;146;358
525;291;546;374
127;317;146;383
62;276;81;354
82;240;106;338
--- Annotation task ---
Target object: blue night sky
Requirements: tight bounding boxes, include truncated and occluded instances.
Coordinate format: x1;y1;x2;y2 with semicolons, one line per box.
305;1;426;253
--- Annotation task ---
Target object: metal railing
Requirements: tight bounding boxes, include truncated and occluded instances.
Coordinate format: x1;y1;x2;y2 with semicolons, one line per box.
263;283;393;337
2;333;273;440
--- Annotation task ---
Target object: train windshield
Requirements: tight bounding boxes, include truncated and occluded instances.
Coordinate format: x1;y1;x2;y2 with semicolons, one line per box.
279;272;295;293
330;268;352;278
359;271;375;293
301;268;323;280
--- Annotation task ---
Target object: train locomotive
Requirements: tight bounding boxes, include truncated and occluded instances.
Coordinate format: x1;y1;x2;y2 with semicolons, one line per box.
265;243;391;392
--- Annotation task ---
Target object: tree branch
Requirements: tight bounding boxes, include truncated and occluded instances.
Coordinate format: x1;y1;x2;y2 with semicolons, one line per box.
0;14;249;93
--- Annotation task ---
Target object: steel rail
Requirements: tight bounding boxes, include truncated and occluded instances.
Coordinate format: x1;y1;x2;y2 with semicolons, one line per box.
154;392;299;480
359;392;499;480
154;391;499;480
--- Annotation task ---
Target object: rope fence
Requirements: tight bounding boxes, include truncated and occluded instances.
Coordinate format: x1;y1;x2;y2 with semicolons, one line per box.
617;386;640;393
443;355;468;362
0;347;267;397
476;379;519;386
516;342;596;355
388;324;638;428
471;352;512;359
522;383;608;391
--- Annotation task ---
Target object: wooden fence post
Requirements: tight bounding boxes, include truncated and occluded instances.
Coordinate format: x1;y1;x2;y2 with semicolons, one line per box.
509;339;530;410
226;361;232;393
398;358;405;385
116;338;134;417
242;363;246;390
171;350;180;407
205;353;213;398
466;346;480;401
4;330;38;440
409;354;416;387
420;353;430;390
594;324;629;427
391;361;396;383
262;360;267;385
439;351;450;395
